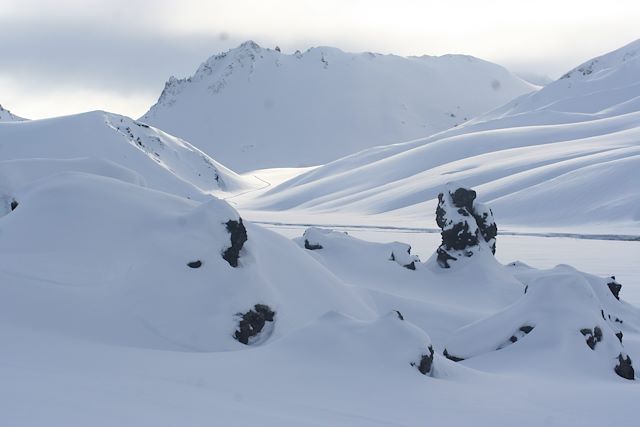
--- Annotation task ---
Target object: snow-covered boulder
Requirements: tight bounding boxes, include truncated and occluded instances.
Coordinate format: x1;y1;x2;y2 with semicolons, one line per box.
299;227;420;270
443;269;636;380
435;184;497;268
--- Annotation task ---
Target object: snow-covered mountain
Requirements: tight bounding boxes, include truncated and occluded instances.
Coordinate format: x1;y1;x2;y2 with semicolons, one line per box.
0;104;26;122
141;41;536;172
0;111;261;205
248;39;640;234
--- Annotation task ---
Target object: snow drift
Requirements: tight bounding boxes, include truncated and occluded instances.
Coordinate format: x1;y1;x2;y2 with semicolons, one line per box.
0;111;261;201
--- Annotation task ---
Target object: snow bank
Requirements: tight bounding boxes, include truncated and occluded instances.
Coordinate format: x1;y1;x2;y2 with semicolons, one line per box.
0;172;372;350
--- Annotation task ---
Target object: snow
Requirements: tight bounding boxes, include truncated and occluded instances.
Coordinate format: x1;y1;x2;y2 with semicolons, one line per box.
0;104;26;122
2;38;640;426
141;41;536;172
245;39;640;234
0;111;261;200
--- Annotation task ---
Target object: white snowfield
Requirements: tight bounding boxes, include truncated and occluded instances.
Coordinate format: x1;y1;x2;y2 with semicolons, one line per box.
0;110;261;202
141;40;536;172
2;39;640;426
1;183;639;425
248;39;640;234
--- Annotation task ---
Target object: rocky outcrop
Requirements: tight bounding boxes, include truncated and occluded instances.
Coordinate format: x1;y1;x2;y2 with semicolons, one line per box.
413;345;435;375
435;184;497;268
234;304;275;345
607;276;622;300
222;218;247;267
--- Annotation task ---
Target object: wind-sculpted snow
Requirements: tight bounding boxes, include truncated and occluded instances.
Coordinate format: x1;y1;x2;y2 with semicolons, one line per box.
250;39;640;233
1;171;640;423
0;111;260;201
142;40;535;171
299;227;420;270
0;172;372;350
443;268;637;380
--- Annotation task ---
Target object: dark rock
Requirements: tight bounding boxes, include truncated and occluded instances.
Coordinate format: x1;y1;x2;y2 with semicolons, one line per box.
394;310;404;321
222;218;247;267
10;200;18;211
581;327;603;350
519;325;534;334
436;247;457;269
607;279;622;300
234;304;275;345
414;345;435;375
616;331;623;343
524;285;528;294
509;335;518;343
450;187;476;210
404;261;416;270
443;348;464;362
614;354;635;380
187;260;202;268
304;239;323;250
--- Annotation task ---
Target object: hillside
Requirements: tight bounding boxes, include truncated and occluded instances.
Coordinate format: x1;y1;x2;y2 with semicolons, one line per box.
0;111;261;206
247;39;640;234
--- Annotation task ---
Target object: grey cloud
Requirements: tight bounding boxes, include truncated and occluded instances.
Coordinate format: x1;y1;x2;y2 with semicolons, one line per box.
0;18;245;100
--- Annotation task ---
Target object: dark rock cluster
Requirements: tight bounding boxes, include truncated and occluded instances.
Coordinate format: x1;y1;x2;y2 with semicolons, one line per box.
435;185;497;268
580;326;603;350
233;304;275;345
222;218;247;267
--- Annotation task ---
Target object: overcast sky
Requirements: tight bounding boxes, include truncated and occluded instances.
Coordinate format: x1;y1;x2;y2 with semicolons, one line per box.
1;0;639;119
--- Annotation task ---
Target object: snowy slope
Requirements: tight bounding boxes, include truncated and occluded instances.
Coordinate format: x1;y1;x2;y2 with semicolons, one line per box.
248;39;640;233
0;111;261;201
141;41;536;171
2;185;639;424
0;104;26;121
0;172;374;350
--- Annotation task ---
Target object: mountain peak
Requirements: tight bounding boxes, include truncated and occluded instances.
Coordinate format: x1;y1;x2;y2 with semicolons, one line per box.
560;38;640;80
237;40;262;51
0;104;26;122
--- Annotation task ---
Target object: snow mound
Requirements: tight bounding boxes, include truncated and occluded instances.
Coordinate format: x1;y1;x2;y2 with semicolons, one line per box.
141;41;536;171
0;172;372;351
0;111;260;200
292;225;524;346
444;269;636;380
298;227;419;270
268;311;438;377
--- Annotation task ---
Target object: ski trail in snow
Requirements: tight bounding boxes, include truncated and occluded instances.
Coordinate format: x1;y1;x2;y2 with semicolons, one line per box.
223;174;271;204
